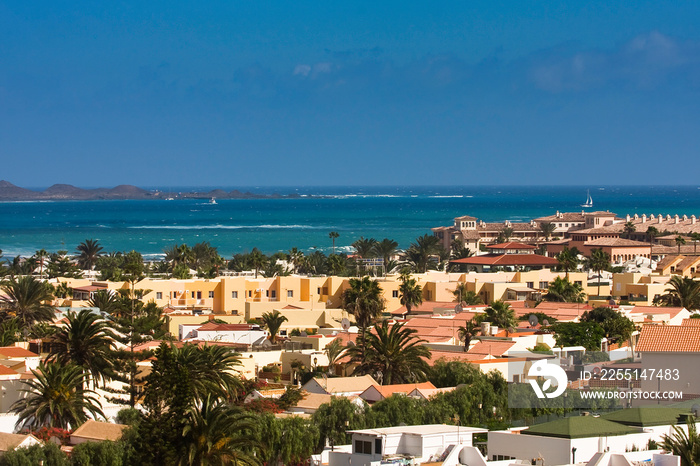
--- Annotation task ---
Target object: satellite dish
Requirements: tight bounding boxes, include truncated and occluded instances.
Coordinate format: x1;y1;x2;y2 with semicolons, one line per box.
692;404;700;418
454;304;463;314
528;315;539;327
341;318;351;330
461;301;467;308
542;319;550;327
300;331;308;337
262;339;272;348
508;327;515;334
326;299;333;306
347;341;355;347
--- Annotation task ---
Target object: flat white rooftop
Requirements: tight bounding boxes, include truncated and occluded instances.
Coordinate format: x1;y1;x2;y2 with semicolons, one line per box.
348;424;487;436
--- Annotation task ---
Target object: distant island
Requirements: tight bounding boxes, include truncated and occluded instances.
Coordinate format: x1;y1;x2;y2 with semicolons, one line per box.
0;181;303;201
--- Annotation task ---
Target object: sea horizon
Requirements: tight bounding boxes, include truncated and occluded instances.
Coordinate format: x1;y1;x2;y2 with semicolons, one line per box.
2;185;700;259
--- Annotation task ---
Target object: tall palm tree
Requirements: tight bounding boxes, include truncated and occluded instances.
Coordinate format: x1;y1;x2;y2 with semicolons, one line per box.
398;273;423;315
543;276;586;303
655;276;700;310
676;235;687;254
182;395;261;466
0;276;56;327
587;248;611;297
661;421;700;466
248;248;268;278
539;222;556;241
261;310;288;342
88;289;123;315
329;231;340;255
556;247;580;278
11;362;104;430
34;249;49;279
500;227;514;242
483;300;517;331
692;233;700;255
324;339;346;376
373;238;399;275
48;310;116;389
75;239;104;270
452;283;483;305
341;277;385;336
287;247;304;273
622;221;636;239
346;320;431;385
402;234;443;273
647;226;659;261
457;317;480;352
352;237;377;259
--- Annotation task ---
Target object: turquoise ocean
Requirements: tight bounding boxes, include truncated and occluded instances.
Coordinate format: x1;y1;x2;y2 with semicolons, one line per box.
2;186;700;258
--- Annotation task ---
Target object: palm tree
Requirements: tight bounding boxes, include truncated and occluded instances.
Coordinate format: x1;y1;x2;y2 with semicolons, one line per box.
587;248;611;297
329;231;340;255
34;249;49;279
341;277;385;335
402;234;443;273
622;221;636;239
556;247;580;278
182;395;261;466
660;421;700;466
539;222;556;241
500;227;514;242
452;283;483;305
171;343;243;403
373;238;399;275
647;226;659;261
483;300;517;332
676;235;687;254
324;338;346;376
655;276;700;310
346;320;431;385
352;237;377;259
47;310;116;389
457;318;480;352
248;248;268;278
88;289;122;315
262;310;288;342
0;276;56;327
544;276;585;303
75;239;104;270
398;273;423;315
692;233;700;255
11;362;104;430
287;247;304;273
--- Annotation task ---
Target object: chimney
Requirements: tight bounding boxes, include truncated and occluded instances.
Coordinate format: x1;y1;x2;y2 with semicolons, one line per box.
626;215;631;222
667;214;672;221
658;215;663;224
683;214;688;221
642;214;647;223
674;215;680;224
692;215;697;225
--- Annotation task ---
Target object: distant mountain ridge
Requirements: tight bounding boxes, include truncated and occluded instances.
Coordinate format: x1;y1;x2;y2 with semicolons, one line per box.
0;181;302;201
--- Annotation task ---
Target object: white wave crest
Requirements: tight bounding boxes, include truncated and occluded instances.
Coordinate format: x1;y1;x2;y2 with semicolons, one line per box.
128;224;329;230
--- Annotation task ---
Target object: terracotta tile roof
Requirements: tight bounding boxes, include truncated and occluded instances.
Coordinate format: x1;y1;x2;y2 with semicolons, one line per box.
0;433;38;452
657;255;684;270
197;323;256;331
455;215;478;221
292;392;332;411
486;242;537;250
468;340;515;357
70;420;128;442
281;305;304;309
428;350;491;364
478;223;538;232
304;375;378;394
676;256;700;270
364;382;436;399
636;325;700;352
584;238;650;247
534;212;586;222
629;306;685;318
410;386;457;398
451;254;559;266
0;365;18;377
681;318;700;326
391;301;464;316
0;346;38;358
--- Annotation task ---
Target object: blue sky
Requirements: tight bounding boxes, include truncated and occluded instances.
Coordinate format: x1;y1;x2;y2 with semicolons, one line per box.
2;1;700;187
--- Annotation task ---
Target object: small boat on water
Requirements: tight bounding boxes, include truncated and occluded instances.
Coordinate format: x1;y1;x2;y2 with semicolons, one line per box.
581;190;593;208
209;197;217;205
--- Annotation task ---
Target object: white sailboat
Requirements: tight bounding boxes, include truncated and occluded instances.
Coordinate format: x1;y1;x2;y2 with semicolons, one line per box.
581;190;593;208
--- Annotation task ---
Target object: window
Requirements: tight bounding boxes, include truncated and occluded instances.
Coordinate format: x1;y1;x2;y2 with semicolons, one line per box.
574;281;582;286
231;291;238;299
208;291;214;298
197;291;202;299
271;290;276;299
317;287;321;295
539;281;549;289
287;290;293;298
248;290;252;298
156;292;162;299
375;438;382;455
354;440;372;454
266;290;269;297
392;290;399;298
526;282;534;289
191;292;195;298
